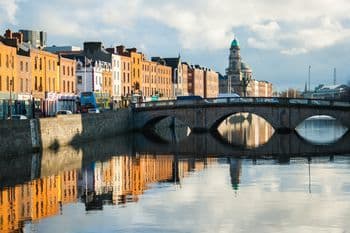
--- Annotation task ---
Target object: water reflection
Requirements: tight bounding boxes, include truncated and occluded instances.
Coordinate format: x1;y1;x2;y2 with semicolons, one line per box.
7;155;349;233
1;120;350;232
0;153;217;233
218;113;274;148
296;117;348;144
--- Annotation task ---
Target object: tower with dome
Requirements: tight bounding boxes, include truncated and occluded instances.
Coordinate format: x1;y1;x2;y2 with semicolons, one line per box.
224;37;271;97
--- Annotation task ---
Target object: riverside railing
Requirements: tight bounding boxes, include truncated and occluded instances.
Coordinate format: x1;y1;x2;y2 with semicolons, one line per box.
133;97;350;109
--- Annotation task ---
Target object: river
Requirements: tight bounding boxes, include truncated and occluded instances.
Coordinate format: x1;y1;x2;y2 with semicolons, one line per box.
0;115;349;233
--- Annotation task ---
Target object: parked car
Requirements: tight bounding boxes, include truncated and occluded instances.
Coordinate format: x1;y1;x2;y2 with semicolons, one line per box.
8;115;28;120
56;110;73;115
88;108;100;114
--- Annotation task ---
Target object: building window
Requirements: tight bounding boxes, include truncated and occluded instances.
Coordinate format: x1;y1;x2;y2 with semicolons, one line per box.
67;66;70;76
72;82;74;93
53;78;55;91
63;81;65;92
20;78;23;92
63;66;65;75
35;76;37;90
20;61;23;71
67;81;70;92
26;79;28;92
48;60;51;70
26;62;28;72
39;58;42;70
6;55;9;68
0;76;2;90
77;76;82;84
71;67;74;76
6;76;9;91
39;77;42;91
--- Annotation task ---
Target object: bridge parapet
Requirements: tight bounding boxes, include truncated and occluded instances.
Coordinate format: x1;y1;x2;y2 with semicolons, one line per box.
133;97;350;133
133;97;350;110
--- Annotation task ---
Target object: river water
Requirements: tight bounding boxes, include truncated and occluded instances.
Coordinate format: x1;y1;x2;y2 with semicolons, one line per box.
1;116;349;233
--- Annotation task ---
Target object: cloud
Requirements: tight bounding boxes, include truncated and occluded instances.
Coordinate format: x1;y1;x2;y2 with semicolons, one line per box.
141;0;350;53
10;0;350;55
280;48;308;55
0;0;18;24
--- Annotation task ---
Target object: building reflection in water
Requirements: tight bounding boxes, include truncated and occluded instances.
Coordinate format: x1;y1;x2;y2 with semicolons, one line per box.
229;158;242;191
0;170;77;233
218;113;274;148
296;116;348;144
0;154;219;233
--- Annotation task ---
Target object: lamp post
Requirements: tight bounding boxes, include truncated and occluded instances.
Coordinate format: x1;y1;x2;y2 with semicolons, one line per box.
173;68;178;98
9;79;13;119
241;72;251;97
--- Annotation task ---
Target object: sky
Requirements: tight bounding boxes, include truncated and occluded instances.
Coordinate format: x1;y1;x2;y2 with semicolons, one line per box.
1;0;350;91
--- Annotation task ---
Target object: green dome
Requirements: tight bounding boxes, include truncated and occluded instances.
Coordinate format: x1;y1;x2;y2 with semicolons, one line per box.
231;38;239;47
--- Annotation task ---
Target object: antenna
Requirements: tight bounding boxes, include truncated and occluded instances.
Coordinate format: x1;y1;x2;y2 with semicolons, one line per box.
333;68;336;85
308;65;311;92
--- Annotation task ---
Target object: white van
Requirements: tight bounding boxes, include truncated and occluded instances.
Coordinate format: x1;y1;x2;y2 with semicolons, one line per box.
218;93;240;98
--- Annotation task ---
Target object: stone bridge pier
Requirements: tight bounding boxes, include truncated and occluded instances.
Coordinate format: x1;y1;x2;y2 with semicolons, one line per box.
133;104;350;133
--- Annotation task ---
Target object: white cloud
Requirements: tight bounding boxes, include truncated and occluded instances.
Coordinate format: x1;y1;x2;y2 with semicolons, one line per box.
0;0;18;24
280;48;308;55
10;0;350;54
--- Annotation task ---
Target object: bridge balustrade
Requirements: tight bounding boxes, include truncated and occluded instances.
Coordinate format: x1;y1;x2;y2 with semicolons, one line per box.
289;99;309;105
133;97;350;109
333;101;350;107
310;100;331;106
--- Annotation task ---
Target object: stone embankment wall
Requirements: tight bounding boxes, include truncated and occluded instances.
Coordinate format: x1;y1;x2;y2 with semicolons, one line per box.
0;109;133;155
0;120;33;155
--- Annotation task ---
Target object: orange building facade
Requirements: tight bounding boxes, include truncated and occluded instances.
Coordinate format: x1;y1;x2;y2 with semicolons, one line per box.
204;69;219;98
142;60;172;99
59;56;76;94
120;55;132;97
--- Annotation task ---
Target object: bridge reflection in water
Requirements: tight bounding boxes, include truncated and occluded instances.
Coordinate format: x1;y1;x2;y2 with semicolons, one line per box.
217;113;274;148
0;120;349;233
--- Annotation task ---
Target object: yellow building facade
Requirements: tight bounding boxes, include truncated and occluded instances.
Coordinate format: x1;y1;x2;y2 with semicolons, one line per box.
30;48;59;99
0;42;17;95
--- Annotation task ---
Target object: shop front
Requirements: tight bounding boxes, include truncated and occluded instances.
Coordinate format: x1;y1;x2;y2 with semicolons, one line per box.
57;94;78;113
95;92;111;110
0;92;18;119
44;92;58;117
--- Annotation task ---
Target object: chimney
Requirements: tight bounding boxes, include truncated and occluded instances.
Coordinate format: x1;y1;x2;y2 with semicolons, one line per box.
84;42;103;54
12;32;23;44
116;45;125;55
127;47;137;53
4;29;12;39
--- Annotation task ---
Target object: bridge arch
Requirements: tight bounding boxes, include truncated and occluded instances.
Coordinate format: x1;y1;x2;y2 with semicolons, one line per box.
290;109;350;132
207;108;279;131
135;111;193;131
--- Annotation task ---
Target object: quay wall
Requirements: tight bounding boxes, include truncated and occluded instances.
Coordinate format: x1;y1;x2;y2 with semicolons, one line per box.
0;109;133;156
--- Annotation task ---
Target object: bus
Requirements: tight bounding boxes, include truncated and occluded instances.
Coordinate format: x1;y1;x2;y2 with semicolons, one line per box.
80;92;97;113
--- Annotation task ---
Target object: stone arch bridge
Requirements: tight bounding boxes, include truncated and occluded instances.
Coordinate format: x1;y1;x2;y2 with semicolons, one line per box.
132;97;350;133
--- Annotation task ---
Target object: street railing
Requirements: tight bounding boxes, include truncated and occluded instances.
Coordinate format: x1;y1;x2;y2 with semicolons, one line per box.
133;97;350;109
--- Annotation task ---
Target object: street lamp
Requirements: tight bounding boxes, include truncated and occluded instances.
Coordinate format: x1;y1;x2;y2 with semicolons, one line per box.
9;79;13;119
173;68;177;98
241;72;251;97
